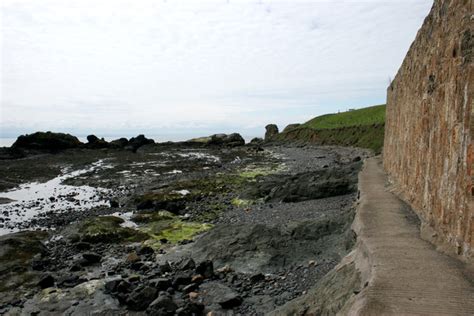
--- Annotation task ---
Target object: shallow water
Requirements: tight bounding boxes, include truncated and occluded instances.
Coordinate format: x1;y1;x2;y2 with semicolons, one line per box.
0;160;112;235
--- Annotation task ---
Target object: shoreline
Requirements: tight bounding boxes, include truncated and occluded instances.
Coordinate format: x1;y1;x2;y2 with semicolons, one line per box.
0;142;370;315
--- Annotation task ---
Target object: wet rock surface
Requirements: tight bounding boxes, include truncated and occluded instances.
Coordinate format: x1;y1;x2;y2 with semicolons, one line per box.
0;141;371;315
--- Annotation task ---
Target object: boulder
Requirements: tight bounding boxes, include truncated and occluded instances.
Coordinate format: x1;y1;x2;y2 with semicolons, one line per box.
264;124;279;141
178;258;196;270
128;135;155;152
82;252;101;264
200;282;242;309
189;133;245;147
0;231;49;302
12;132;82;151
249;137;264;145
37;274;55;289
218;133;245;147
148;293;178;315
195;260;214;278
242;162;361;203
127;286;158;311
85;135;109;149
149;278;172;291
0;231;49;275
109;137;129;148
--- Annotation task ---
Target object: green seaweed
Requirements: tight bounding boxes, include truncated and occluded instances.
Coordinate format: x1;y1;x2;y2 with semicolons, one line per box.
78;216;149;243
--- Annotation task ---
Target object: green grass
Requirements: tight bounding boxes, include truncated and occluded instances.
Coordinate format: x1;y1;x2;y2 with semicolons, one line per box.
301;105;386;129
279;104;386;153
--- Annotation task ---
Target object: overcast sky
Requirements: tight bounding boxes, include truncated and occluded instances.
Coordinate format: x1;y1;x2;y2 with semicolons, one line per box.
1;0;432;138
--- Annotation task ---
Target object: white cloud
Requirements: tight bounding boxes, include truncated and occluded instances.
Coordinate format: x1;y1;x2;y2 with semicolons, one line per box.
1;0;433;136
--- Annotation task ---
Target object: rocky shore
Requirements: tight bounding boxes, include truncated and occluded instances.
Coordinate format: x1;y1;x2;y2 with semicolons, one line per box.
0;132;371;315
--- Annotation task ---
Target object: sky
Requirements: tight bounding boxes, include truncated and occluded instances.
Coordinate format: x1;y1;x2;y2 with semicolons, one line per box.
0;0;433;139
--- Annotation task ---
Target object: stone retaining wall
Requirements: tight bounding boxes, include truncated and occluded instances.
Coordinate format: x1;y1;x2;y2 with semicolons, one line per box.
383;0;473;261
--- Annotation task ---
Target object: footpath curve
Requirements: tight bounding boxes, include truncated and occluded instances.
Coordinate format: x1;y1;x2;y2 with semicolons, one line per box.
347;157;474;315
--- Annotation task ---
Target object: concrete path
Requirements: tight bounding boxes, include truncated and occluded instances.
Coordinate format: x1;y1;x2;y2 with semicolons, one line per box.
347;157;474;315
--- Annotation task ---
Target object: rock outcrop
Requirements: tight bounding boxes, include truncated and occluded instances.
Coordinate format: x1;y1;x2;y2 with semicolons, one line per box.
264;124;279;141
188;133;245;147
127;135;155;152
383;0;473;261
12;132;82;151
85;135;109;149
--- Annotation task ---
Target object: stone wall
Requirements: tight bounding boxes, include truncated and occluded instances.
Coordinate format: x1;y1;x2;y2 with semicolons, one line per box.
383;0;473;261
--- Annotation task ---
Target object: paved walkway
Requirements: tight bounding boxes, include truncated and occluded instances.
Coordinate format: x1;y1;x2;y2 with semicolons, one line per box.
347;157;474;315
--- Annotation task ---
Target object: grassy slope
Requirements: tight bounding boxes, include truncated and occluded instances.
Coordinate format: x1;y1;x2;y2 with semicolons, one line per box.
301;105;386;129
279;105;386;153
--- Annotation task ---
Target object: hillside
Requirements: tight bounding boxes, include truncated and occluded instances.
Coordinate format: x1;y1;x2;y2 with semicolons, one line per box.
277;105;386;153
301;104;386;129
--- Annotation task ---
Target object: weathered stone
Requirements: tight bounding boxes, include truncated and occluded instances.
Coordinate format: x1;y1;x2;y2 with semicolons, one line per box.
265;124;279;141
195;260;214;278
383;0;473;261
148;294;177;315
149;278;172;291
127;286;158;311
85;135;109;149
12;131;82;151
82;252;101;264
37;274;55;289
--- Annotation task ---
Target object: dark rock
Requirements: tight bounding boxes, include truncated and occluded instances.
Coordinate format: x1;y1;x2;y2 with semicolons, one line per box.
265;124;279;141
12;131;82;151
195;260;214;279
189;133;245;147
37;274;55;289
31;258;49;271
127;286;158;311
200;282;242;309
57;275;85;288
178;258;196;270
242;162;361;203
211;133;245;147
109;137;129;148
249;137;264;145
0;230;48;277
148;294;178;316
85;135;109;149
128;135;155;152
138;245;154;256
86;135;99;143
176;302;204;316
149;278;172;291
74;241;91;251
160;262;172;273
131;261;144;270
117;280;132;293
128;275;141;282
219;294;243;309
183;283;199;293
105;279;122;293
173;272;192;287
109;200;119;208
249;273;265;283
82;252;101;264
69;262;83;271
